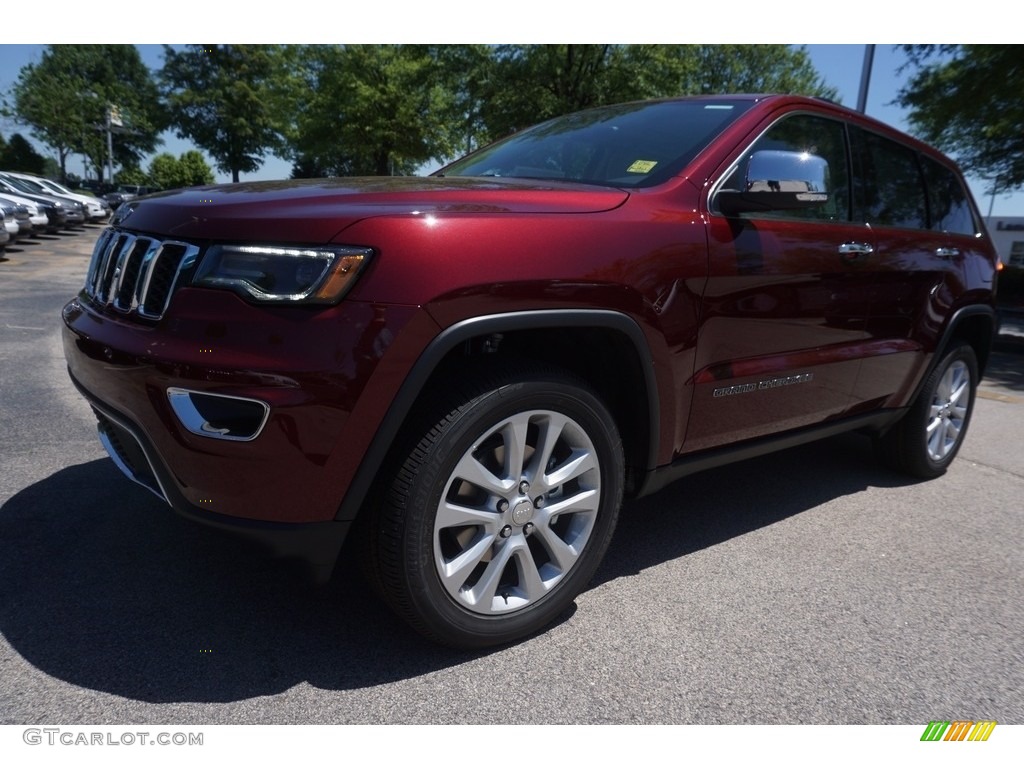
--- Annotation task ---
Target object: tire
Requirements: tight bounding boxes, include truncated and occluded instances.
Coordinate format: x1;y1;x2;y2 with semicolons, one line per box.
875;343;978;478
370;364;624;649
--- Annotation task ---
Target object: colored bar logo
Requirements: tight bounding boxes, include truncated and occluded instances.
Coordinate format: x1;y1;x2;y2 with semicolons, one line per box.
920;720;997;741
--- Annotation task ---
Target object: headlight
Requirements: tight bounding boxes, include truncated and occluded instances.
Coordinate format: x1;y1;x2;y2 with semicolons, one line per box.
193;244;372;304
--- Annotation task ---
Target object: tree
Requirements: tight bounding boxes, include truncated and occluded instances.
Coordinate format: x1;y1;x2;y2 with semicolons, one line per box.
41;157;61;180
10;45;164;182
115;164;149;186
147;150;215;189
177;150;215;186
147;153;180;189
162;45;291;182
472;45;837;141
471;45;623;140
0;133;46;173
896;45;1024;191
289;45;462;178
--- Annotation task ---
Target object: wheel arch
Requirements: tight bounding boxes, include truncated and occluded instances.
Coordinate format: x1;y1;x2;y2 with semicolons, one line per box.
923;304;996;393
334;309;660;522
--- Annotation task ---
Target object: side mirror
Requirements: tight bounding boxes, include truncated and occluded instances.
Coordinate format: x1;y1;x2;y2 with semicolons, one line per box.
716;150;831;216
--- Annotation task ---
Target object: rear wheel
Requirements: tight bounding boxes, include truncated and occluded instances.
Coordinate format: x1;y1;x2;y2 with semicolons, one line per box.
370;365;624;648
876;343;978;478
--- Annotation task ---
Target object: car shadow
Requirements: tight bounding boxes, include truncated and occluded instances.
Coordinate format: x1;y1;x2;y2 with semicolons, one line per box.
0;433;915;704
595;431;915;587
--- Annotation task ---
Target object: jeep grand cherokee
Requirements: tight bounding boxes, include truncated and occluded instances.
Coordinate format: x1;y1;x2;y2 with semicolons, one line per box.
62;95;999;648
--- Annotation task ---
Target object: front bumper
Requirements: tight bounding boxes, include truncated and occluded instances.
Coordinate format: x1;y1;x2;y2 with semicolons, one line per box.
62;286;423;573
74;378;350;581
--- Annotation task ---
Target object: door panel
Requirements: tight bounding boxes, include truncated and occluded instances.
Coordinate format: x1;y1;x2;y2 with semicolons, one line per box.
685;216;874;453
683;112;874;455
847;129;973;410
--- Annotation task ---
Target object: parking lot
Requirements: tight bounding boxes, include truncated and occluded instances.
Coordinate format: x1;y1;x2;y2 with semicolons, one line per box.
1;227;1022;725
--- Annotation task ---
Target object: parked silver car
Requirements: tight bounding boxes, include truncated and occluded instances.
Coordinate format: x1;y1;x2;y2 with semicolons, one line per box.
1;172;111;222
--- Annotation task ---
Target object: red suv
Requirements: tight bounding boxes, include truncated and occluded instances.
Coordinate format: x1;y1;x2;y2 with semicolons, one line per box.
62;95;999;647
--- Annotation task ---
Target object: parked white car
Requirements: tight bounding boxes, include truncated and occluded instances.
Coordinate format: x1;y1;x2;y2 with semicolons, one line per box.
0;198;24;241
0;192;47;233
1;172;112;222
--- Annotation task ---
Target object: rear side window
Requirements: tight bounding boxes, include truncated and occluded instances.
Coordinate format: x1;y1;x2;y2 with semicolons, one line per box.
921;156;978;236
851;127;928;230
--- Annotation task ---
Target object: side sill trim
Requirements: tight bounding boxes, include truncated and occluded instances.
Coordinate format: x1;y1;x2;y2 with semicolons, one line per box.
635;409;904;498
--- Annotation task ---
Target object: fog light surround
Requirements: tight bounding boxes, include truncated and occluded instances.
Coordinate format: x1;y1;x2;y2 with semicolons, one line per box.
167;388;271;442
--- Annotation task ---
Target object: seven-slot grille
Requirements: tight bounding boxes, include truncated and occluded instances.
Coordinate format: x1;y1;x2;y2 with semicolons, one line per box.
84;229;201;320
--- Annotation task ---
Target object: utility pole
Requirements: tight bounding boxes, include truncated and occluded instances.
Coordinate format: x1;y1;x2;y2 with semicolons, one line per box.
857;45;875;114
106;105;122;184
106;109;113;184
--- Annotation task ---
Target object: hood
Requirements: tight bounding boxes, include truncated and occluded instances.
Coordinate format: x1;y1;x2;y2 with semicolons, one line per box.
112;176;630;243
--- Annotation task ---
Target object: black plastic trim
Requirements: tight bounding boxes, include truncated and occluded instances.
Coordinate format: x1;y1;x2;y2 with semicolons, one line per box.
334;309;660;522
916;304;997;395
636;409;903;498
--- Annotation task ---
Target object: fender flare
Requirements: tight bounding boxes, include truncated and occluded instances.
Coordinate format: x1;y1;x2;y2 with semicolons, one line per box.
334;309;660;521
912;304;997;402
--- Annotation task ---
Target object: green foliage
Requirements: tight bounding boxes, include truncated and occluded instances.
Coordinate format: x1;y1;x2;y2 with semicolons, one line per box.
11;45;164;181
290;45;462;177
162;45;291;182
41;157;61;180
897;45;1024;190
115;164;149;186
0;133;46;173
147;150;215;189
147;153;179;189
287;44;835;178
8;44;839;184
177;150;215;186
472;44;838;140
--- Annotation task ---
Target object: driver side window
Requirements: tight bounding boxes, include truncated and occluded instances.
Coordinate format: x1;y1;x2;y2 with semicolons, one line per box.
724;114;851;222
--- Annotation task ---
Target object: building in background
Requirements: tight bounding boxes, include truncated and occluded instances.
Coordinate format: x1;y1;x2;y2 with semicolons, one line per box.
985;217;1024;268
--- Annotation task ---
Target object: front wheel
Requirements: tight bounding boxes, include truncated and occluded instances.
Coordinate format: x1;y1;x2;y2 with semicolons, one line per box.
371;366;624;648
875;343;978;478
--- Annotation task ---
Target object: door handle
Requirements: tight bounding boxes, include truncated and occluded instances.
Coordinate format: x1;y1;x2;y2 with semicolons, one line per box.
839;242;873;262
935;247;960;259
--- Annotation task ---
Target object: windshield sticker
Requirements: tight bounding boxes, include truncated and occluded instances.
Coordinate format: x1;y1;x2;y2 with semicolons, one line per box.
626;160;658;174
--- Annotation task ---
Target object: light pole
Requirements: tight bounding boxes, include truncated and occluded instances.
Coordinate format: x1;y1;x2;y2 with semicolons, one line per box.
106;109;113;184
857;45;875;114
106;105;122;185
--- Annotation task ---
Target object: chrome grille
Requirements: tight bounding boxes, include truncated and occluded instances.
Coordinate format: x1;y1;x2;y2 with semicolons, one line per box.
84;229;201;320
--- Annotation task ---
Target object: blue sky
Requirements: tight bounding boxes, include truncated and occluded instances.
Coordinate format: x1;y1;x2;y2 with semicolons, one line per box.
0;43;1020;216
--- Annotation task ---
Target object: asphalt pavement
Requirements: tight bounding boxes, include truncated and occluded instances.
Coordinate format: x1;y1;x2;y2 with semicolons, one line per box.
1;228;1022;727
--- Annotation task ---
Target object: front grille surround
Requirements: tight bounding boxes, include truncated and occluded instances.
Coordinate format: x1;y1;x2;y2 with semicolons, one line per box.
84;229;201;320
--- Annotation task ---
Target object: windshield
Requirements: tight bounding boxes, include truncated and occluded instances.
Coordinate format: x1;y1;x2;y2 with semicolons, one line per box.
2;175;45;194
440;99;753;189
38;179;72;195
